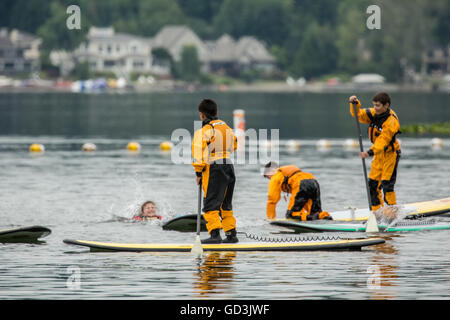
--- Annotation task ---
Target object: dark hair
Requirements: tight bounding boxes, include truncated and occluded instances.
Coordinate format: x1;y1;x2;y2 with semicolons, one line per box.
372;92;391;106
140;201;155;214
198;99;218;118
263;161;279;177
265;161;279;169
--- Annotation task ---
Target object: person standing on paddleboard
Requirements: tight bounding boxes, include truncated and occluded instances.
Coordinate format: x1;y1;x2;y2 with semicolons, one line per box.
192;99;238;244
349;92;401;211
263;162;332;221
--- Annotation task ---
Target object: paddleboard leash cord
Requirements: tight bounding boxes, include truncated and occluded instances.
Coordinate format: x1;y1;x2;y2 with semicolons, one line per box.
237;232;342;243
392;219;436;227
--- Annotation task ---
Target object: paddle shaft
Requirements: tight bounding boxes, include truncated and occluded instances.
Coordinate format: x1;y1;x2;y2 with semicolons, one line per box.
352;102;372;211
196;181;202;236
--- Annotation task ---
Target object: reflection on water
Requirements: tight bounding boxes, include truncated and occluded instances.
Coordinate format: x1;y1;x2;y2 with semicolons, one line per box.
193;252;236;298
369;238;399;300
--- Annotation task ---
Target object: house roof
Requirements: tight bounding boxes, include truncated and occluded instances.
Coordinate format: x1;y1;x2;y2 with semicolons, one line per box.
235;36;275;62
208;34;237;62
0;29;41;49
88;27;148;44
208;34;275;63
153;25;194;49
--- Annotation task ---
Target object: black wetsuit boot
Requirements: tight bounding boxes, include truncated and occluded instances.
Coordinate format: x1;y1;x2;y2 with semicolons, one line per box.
201;228;222;244
223;229;239;243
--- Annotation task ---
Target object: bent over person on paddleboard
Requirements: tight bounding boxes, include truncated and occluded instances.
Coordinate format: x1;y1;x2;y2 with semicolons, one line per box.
263;162;331;221
192;99;238;244
349;92;401;211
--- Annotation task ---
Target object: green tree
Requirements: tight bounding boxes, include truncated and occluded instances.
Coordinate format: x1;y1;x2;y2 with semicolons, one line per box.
178;45;201;82
291;23;337;79
176;0;223;22
70;61;91;80
213;0;292;46
37;1;88;52
152;47;176;77
1;0;52;34
366;0;437;81
335;0;371;73
136;0;186;36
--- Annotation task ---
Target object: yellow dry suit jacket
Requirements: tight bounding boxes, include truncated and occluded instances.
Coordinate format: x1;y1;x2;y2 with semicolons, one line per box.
192;117;237;175
266;165;315;219
350;101;401;156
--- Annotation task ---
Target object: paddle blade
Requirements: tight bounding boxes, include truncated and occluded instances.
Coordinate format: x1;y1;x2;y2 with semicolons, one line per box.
365;212;379;233
191;235;203;255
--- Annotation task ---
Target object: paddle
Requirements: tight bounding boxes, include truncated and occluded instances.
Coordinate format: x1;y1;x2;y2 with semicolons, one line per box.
351;101;379;232
191;181;204;255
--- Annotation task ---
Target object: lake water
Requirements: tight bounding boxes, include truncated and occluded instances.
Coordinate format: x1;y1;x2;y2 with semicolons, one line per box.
0;91;449;300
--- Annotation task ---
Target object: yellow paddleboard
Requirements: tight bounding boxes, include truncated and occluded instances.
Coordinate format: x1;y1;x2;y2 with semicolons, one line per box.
63;238;384;252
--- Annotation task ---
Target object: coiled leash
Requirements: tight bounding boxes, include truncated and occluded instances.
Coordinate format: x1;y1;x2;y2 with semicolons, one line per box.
237;232;342;243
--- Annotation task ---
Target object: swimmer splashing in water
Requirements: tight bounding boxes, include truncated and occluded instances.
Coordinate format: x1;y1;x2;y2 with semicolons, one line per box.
133;201;162;221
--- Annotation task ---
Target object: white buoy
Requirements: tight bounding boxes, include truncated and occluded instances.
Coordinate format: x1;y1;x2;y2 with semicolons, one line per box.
430;138;443;150
82;143;97;152
343;139;358;150
286;139;300;152
316;139;331;151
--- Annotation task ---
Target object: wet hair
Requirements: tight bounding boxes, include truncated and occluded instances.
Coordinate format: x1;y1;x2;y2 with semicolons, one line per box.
198;99;218;118
140;201;156;214
372;92;391;107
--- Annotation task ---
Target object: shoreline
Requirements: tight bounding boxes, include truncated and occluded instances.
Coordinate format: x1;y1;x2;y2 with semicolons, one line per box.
0;81;448;94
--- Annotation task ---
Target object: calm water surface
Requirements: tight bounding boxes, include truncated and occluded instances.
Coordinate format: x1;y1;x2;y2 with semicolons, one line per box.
0;92;449;299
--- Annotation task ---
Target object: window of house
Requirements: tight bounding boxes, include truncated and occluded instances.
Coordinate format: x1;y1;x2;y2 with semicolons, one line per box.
133;60;144;68
104;60;115;67
4;62;15;70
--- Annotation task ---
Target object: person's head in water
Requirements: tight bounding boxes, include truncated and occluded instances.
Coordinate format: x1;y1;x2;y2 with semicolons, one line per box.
140;201;157;218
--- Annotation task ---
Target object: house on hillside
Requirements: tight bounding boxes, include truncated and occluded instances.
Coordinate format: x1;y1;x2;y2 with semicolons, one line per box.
74;27;154;76
206;34;275;77
52;25;276;79
0;28;41;75
422;46;450;76
152;25;210;73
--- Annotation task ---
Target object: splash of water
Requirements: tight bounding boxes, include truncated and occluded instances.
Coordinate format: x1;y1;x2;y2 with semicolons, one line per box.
374;205;417;230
